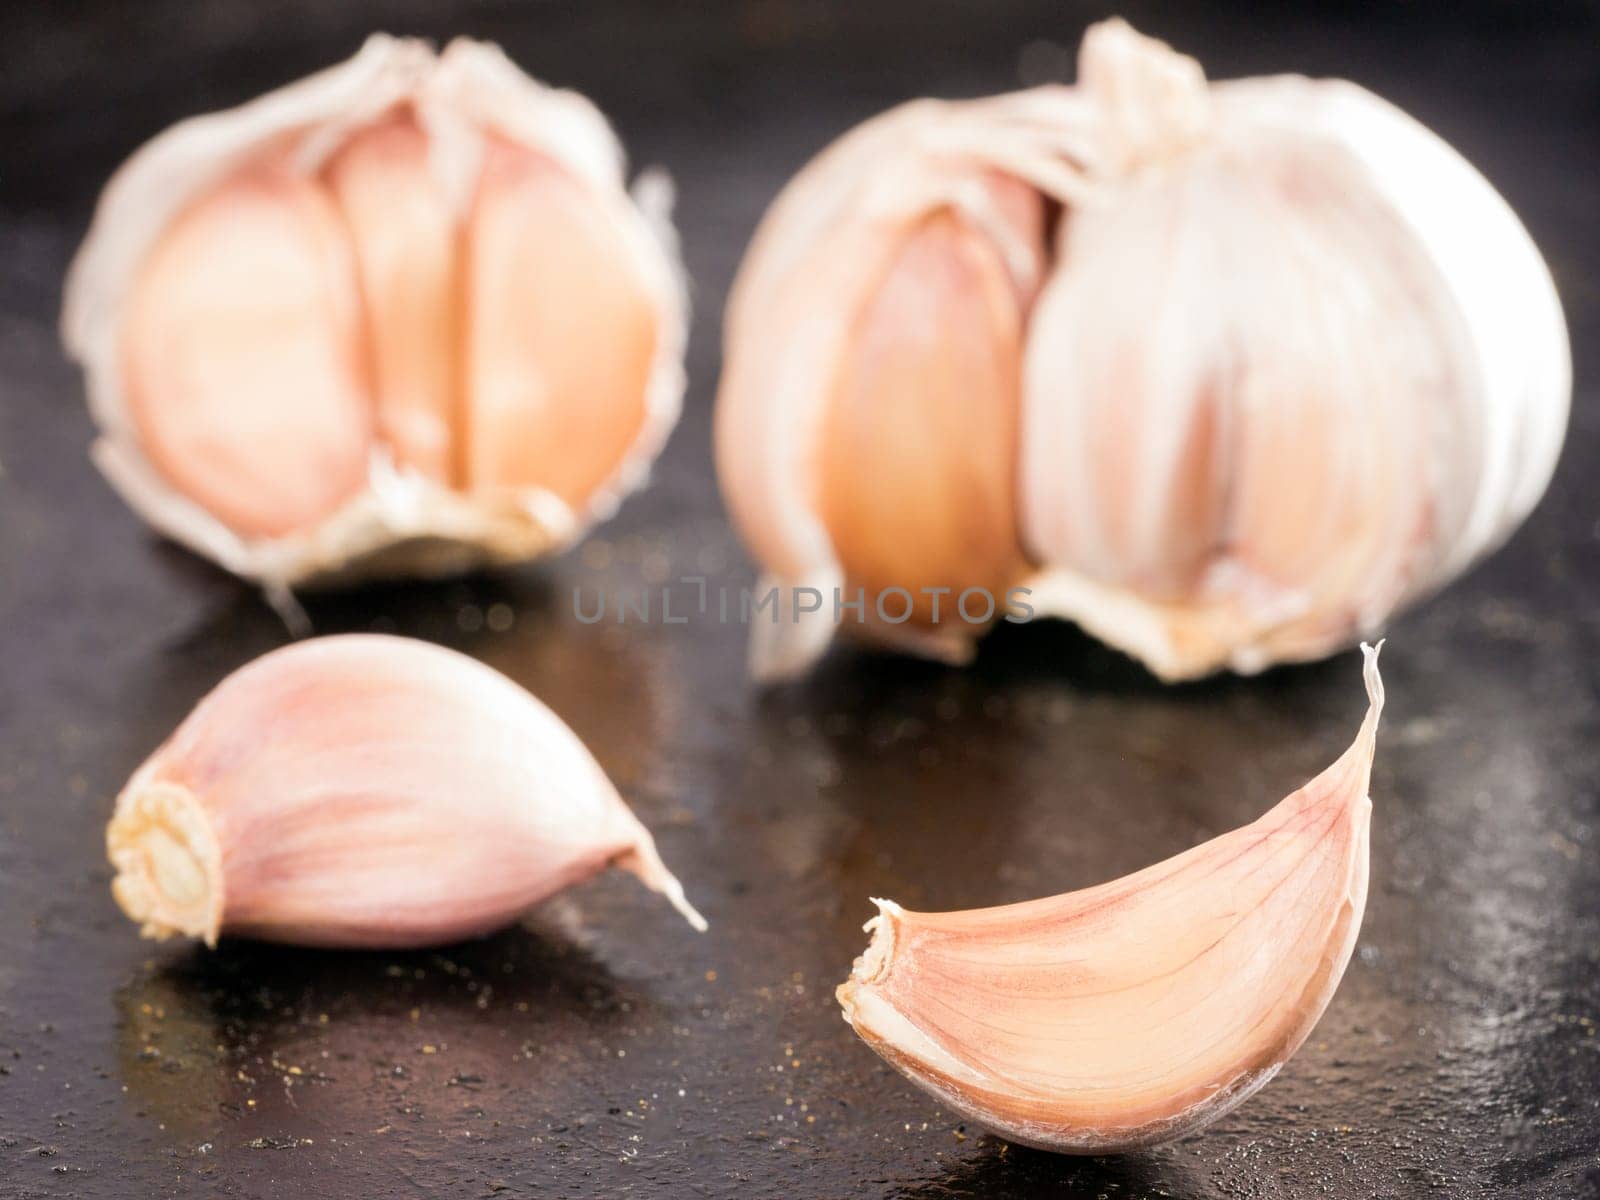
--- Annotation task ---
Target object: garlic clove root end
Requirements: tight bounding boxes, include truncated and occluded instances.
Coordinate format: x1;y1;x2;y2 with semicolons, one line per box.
107;779;225;947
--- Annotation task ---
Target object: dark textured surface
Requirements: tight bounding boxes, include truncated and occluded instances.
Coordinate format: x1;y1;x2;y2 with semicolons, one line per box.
2;3;1598;1197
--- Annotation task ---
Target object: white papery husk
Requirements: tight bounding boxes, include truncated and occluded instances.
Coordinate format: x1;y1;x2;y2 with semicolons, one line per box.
715;20;1569;682
62;35;688;596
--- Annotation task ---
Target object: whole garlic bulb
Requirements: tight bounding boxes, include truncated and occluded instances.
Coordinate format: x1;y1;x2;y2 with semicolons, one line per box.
716;20;1569;682
63;35;686;594
107;634;706;948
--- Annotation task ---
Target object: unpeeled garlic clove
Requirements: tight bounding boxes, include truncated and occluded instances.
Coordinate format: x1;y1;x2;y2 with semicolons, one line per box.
106;634;705;948
1018;117;1450;679
838;643;1384;1153
64;35;686;591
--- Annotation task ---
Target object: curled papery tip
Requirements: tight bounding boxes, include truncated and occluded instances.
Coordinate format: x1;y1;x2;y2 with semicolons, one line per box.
1359;640;1386;724
618;843;708;932
665;883;710;934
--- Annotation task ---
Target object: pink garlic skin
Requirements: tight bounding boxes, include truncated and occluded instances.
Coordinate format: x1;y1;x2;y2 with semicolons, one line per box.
107;635;704;948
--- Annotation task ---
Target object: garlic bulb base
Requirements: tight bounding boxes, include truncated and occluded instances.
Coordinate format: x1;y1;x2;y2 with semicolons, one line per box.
93;437;579;593
1025;566;1327;682
107;780;224;947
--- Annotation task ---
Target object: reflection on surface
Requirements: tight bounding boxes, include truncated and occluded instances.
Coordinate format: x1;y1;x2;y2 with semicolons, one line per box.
897;1135;1207;1200
114;922;647;1145
752;616;1370;922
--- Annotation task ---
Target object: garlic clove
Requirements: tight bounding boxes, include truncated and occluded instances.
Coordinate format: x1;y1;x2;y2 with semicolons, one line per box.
1225;74;1571;581
716;144;1054;679
462;137;660;509
106;634;705;948
121;160;374;538
819;190;1035;631
323;112;461;485
1020;141;1448;680
838;644;1384;1153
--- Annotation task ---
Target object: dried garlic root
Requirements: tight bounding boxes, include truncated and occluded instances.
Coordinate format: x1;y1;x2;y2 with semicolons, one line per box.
63;35;686;592
838;644;1384;1152
717;19;1569;682
107;635;705;948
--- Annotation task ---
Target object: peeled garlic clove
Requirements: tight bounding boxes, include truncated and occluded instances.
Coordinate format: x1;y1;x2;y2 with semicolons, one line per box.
63;35;686;590
462;138;660;507
106;634;705;948
121;159;374;538
838;643;1384;1152
819;191;1035;634
717;19;1569;682
717;148;1049;678
323;114;460;484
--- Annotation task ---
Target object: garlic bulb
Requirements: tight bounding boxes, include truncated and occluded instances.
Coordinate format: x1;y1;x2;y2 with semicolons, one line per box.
63;35;686;593
838;643;1384;1152
106;634;705;948
716;19;1569;682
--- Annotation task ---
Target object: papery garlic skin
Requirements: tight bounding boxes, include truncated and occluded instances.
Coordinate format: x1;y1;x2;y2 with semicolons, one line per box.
106;635;705;948
837;644;1384;1153
716;19;1569;682
63;35;686;593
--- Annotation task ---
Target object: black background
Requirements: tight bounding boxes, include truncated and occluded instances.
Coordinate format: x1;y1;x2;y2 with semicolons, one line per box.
1;2;1597;1197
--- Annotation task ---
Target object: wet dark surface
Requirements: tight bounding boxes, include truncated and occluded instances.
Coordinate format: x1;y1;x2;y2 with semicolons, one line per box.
2;2;1598;1197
